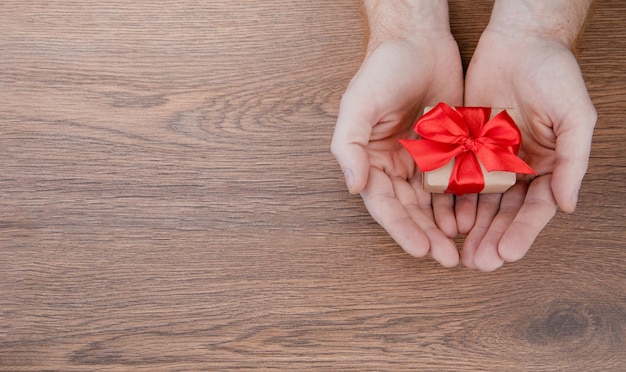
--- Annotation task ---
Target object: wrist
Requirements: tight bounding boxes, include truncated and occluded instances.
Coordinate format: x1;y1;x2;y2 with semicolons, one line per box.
364;0;451;49
487;0;593;48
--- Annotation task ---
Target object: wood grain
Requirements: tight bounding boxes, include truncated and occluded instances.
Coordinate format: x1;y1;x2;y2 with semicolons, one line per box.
1;1;624;370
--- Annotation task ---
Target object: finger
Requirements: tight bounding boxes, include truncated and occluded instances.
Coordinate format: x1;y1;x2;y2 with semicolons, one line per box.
432;193;458;238
455;193;478;235
551;79;597;212
331;94;374;194
361;168;430;258
461;193;501;269
499;176;557;262
472;184;527;272
409;175;433;221
395;177;458;267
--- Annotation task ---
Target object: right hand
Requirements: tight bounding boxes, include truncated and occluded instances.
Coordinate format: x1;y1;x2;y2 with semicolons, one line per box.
330;7;464;267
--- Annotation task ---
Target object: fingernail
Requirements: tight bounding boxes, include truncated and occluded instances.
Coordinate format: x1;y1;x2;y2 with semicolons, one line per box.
343;169;354;191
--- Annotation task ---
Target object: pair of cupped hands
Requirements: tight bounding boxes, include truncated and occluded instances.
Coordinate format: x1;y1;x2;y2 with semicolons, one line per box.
331;10;596;271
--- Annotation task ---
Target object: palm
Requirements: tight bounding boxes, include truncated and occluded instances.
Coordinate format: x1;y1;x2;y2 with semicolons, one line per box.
359;39;462;180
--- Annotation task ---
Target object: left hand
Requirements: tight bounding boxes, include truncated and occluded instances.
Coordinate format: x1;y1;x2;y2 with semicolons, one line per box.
461;26;596;271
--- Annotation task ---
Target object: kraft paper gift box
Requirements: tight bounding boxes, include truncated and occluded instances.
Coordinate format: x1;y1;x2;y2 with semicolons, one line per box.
399;103;535;195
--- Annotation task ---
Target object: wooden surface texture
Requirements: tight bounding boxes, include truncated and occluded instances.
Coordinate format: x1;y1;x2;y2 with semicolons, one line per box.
1;1;625;370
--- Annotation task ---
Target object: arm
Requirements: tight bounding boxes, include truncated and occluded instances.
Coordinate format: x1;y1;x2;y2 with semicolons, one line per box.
489;0;593;49
364;0;451;52
461;0;597;270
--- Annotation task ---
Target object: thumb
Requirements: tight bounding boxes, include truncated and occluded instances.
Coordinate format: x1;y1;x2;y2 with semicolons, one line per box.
551;102;597;212
330;94;373;194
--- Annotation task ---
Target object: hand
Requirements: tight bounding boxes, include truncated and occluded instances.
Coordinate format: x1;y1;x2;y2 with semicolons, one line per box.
331;1;464;267
461;3;596;271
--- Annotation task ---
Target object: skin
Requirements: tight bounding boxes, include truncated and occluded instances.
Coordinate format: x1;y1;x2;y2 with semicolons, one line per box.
330;0;463;267
331;0;596;271
459;0;597;270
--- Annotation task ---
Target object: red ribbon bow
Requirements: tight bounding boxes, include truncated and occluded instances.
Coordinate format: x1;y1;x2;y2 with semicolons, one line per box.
400;102;535;195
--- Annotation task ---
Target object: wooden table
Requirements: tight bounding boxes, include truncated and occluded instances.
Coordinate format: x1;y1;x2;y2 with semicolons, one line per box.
1;1;624;370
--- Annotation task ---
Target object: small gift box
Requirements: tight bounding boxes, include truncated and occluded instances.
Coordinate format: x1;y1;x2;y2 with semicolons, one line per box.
399;102;535;195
